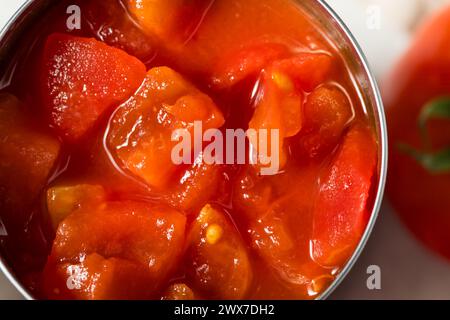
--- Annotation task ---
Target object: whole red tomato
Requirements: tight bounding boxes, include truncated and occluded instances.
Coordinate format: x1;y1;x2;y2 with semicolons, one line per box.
385;6;450;259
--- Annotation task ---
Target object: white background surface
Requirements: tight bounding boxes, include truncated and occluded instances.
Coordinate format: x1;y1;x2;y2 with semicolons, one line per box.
1;0;450;300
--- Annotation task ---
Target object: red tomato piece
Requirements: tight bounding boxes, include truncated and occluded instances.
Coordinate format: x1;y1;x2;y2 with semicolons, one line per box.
84;0;156;62
127;0;182;38
186;204;252;299
167;158;224;214
43;254;156;300
299;86;353;158
250;70;303;137
237;165;324;288
162;283;195;300
233;166;273;219
46;184;107;229
211;43;289;88
273;53;332;92
248;68;303;171
0;94;60;228
44;201;186;299
41;33;146;141
108;67;225;189
311;124;377;267
249;210;325;287
51;201;186;268
127;0;214;41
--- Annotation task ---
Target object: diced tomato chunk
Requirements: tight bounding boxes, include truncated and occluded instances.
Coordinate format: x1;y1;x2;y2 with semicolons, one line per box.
162;283;195;300
186;204;252;299
249;205;331;288
127;0;180;38
108;67;225;189
234;164;330;287
51;201;186;268
233;166;273;218
248;69;302;171
127;0;184;38
272;53;332;92
0;94;60;228
250;70;303;136
43;201;186;299
41;33;146;141
43;254;155;300
311;124;377;267
46;184;106;229
249;195;314;281
300;86;353;158
84;0;155;62
163;94;219;124
167;156;224;213
127;0;214;41
211;43;289;88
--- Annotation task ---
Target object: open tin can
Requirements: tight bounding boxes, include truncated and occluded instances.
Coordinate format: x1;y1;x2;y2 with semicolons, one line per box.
0;0;387;300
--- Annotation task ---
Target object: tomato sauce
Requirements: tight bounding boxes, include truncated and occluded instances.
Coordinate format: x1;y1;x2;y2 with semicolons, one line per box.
0;0;379;299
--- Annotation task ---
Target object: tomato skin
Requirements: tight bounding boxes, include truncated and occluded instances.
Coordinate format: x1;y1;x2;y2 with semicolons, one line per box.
41;33;146;141
311;124;377;267
43;201;187;299
385;6;450;259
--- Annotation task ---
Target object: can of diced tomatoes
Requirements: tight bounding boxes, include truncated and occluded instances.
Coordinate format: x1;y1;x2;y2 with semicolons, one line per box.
0;0;387;300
